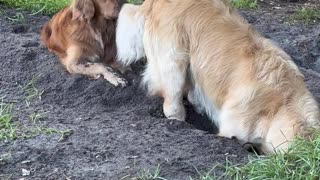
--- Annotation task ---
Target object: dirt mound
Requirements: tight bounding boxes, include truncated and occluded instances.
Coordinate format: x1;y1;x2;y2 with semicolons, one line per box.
1;2;320;179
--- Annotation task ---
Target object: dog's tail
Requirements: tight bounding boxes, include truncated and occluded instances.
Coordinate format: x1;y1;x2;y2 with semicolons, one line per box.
40;22;52;47
116;4;145;66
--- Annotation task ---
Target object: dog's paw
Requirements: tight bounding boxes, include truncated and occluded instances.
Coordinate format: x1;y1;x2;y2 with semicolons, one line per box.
167;114;185;121
88;74;101;80
163;103;186;121
115;77;128;87
103;73;127;87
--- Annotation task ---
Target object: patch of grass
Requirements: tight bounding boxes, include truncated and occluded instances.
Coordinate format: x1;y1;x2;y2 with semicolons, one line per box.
42;128;73;141
200;131;320;179
5;12;26;24
25;111;73;141
127;0;143;5
0;153;12;166
0;106;72;142
231;0;257;9
0;100;17;141
1;0;142;15
134;165;166;180
0;0;71;15
291;7;320;24
193;164;221;180
1;75;72;142
22;75;44;106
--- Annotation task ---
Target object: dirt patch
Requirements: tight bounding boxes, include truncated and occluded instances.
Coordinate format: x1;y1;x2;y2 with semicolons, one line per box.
0;1;320;179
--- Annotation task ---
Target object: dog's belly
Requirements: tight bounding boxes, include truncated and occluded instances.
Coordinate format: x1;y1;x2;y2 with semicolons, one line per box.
188;83;254;143
188;83;221;126
218;105;251;144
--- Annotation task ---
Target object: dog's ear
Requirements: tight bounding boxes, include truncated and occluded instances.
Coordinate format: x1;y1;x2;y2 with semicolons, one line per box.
41;22;52;43
72;0;95;21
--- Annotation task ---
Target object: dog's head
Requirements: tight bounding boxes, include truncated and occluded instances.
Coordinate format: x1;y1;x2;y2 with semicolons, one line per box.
40;7;71;58
72;0;120;21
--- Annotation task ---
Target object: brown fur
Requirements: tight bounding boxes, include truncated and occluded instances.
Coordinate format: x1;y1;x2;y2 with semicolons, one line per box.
124;0;320;153
41;0;127;86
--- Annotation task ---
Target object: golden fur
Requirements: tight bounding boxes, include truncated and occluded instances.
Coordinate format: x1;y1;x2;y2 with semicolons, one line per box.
41;0;127;87
116;0;320;154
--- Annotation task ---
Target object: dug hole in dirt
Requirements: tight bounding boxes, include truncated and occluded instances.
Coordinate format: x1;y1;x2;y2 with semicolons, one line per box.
0;0;320;179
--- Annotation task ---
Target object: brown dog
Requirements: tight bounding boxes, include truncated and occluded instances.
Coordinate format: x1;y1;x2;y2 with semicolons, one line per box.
116;1;320;154
41;0;127;87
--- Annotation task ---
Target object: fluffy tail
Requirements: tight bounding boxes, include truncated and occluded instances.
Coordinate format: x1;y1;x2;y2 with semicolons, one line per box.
116;4;145;66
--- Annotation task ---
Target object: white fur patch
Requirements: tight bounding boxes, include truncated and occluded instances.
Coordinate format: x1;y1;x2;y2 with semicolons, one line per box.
116;4;145;65
141;25;189;120
188;83;220;126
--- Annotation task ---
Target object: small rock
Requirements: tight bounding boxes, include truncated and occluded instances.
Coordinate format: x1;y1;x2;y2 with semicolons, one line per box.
21;160;31;164
129;156;139;159
22;168;30;176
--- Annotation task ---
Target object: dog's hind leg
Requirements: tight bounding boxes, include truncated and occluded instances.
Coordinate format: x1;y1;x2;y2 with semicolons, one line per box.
143;34;188;121
62;46;127;87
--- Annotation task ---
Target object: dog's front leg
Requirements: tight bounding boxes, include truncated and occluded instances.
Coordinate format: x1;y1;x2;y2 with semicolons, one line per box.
101;65;127;87
62;46;127;87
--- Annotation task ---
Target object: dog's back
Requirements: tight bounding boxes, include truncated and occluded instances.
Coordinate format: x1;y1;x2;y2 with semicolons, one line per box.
121;0;320;154
177;0;320;153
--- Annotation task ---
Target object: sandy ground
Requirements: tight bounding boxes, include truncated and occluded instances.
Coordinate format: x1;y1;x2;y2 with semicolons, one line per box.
0;0;319;179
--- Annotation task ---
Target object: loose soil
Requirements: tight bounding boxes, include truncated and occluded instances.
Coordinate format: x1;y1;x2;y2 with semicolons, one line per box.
0;0;319;179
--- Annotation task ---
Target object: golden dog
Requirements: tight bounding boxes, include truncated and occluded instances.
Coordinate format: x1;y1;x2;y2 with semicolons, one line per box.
116;0;320;154
41;0;127;87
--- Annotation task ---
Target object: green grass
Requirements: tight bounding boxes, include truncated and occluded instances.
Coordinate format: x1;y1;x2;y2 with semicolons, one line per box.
111;116;319;180
135;165;166;180
25;111;73;141
22;75;44;106
231;0;258;9
5;12;26;23
121;165;166;180
0;100;17;141
291;7;320;24
0;0;71;15
127;0;143;5
0;101;72;142
0;76;72;142
1;0;142;15
196;131;320;179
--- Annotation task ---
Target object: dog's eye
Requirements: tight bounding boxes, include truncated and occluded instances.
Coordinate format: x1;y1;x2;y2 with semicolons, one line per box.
45;27;52;39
